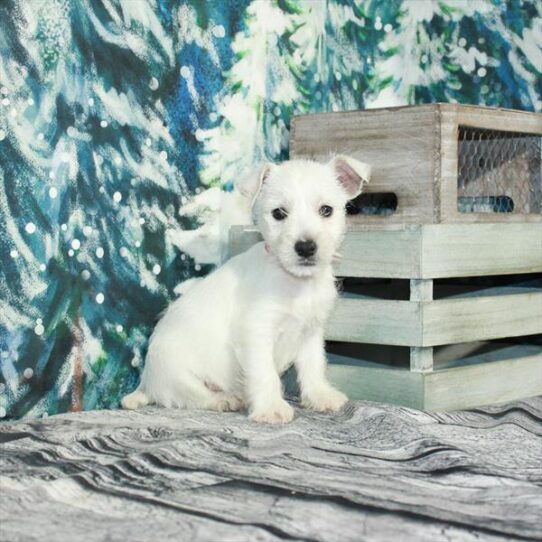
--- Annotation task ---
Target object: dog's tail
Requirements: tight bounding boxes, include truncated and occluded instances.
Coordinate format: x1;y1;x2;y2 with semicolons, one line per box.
121;387;150;410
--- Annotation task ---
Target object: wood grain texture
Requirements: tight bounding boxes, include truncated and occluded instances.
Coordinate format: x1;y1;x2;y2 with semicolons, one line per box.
1;398;542;541
229;223;542;278
328;288;542;347
291;105;440;225
292;104;542;225
328;346;542;412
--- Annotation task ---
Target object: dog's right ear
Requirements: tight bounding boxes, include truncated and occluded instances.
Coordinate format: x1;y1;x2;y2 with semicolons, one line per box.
235;163;274;202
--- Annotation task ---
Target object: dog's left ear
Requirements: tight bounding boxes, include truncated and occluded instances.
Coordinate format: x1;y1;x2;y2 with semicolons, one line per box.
330;155;372;199
235;163;274;202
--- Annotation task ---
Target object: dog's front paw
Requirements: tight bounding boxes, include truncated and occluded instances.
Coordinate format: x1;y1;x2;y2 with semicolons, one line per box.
249;399;294;424
302;386;348;412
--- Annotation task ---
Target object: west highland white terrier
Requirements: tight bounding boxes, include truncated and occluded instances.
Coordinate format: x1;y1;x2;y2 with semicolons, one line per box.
122;156;371;423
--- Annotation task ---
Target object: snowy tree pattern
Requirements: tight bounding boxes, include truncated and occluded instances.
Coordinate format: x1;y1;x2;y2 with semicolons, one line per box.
0;0;540;419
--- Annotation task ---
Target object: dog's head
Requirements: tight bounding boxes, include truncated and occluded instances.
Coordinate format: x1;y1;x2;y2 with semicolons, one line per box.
237;156;371;278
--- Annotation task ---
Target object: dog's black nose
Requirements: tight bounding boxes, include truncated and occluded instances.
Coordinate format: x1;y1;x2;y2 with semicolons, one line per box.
295;240;317;258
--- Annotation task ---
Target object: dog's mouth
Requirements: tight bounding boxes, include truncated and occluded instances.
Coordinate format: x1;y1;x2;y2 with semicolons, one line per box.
297;259;316;267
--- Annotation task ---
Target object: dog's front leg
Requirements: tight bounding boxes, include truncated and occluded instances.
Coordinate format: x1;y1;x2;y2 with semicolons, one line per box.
243;337;294;424
295;330;348;412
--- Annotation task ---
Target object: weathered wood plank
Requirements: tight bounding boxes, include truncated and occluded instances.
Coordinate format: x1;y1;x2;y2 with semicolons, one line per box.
229;224;542;278
327;288;541;347
420;223;542;277
291;105;439;225
425;346;542;411
326;295;421;345
423;290;542;346
328;345;542;411
2;394;541;541
328;355;424;409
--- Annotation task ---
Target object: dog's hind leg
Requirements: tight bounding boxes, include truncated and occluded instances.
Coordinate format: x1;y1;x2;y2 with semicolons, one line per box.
121;388;150;410
145;369;244;412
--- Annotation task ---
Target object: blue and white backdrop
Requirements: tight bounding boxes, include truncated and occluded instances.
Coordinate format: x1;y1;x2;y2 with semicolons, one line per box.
0;0;540;418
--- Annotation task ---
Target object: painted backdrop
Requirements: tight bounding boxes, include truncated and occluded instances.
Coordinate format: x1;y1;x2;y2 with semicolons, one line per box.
1;0;540;419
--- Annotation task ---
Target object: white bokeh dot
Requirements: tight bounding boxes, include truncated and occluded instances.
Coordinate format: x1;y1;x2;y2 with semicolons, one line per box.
39;263;46;271
160;150;168;161
100;120;108;128
0;129;6;141
458;37;467;47
38;132;45;141
36;318;42;324
49;187;58;199
195;264;201;271
180;65;191;78
384;23;392;32
139;217;145;225
96;247;104;258
81;269;91;280
61;223;67;231
113;191;122;202
0;407;6;418
145;137;152;147
119;247;128;257
149;77;159;90
477;67;487;77
135;240;141;248
83;225;92;236
67;126;76;137
212;24;225;38
23;368;34;379
1;97;10;106
25;222;36;234
96;292;105;304
152;264;161;275
10;249;18;258
88;97;94;106
34;323;45;336
116;324;123;333
68;249;74;257
71;238;81;250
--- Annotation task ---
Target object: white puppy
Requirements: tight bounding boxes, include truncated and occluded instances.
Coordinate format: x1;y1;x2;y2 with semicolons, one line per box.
122;156;371;423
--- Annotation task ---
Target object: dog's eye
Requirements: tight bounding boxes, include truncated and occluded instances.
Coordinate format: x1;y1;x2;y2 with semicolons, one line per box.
319;205;333;217
271;208;288;220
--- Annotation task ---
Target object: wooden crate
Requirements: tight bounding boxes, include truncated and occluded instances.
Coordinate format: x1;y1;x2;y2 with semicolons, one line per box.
229;224;542;411
291;104;542;225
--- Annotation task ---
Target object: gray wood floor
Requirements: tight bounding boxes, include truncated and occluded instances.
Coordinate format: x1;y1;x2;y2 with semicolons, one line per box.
1;398;541;542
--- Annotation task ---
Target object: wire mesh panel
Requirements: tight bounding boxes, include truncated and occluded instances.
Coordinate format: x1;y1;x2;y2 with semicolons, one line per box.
457;126;542;214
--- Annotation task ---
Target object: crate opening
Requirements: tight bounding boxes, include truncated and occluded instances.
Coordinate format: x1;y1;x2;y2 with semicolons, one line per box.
346;192;397;216
325;337;541;372
337;274;541;301
457;126;542;214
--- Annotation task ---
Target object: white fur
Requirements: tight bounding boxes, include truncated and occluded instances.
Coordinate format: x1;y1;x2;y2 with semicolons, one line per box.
122;156;371;423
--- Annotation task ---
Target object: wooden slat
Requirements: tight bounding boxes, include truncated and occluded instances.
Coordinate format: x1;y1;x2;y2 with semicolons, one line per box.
423;290;542;346
229;223;542;279
328;345;542;411
291;105;439;225
327;354;425;410
420;223;542;277
326;296;421;346
424;345;542;411
327;289;541;347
